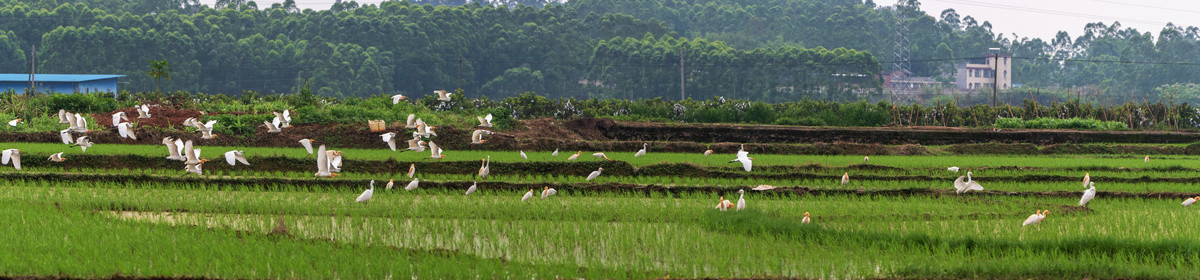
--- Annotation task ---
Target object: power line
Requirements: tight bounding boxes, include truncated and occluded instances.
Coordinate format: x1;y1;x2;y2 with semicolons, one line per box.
924;0;1172;26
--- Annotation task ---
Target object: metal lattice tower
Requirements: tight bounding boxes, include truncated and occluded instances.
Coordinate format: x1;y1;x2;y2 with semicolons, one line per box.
890;1;910;76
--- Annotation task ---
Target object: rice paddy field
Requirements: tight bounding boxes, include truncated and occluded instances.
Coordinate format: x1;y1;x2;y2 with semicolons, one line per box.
2;140;1199;279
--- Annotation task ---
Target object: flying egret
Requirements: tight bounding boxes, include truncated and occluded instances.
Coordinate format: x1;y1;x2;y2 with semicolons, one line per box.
74;136;93;152
356;180;375;203
263;121;281;133
592;152;612;161
60;129;73;145
841;172;849;186
714;196;733;211
314;145;337;178
405;178;419;190
953;171;984;194
198;120;217;139
478;157;490;179
552;149;559;156
947;166;960;172
478;113;493;127
58;109;69;124
428;142;445;159
326;150;343;172
111;112;128;127
408;163;416;178
48;152;65;162
435;90;452;101
1079;182;1096;206
466;182;477;195
391;94;407;104
2;149;21;170
137;104;151;118
164;138;184;161
735;189;746;211
520;150;527;160
471;130;491;144
634;143;647;157
117;122;137;140
541;186;557;198
405;114;418;129
299;139;315;154
521;189;534;201
704;149;713;156
183;140;207;176
381;132;398;151
69;113;88;133
1082;173;1090;188
1183;196;1199;207
1022;210;1048;226
406;138;427;152
7;119;20;126
272;110;291;128
586;167;603;181
567;151;581;161
224;150;250;166
385;179;395;190
729;149;752;172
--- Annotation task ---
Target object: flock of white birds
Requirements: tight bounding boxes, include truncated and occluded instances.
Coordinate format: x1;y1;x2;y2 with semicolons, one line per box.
5;92;1199;227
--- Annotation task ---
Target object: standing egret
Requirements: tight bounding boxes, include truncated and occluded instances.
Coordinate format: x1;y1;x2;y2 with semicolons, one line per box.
435;90;453;101
864;156;869;162
1183;196;1199;207
634;143;647;157
408;164;416;178
356;180;375;203
1079;182;1096;206
520;150;527;160
567;151;581;161
947;166;960;172
224;150;250;166
314;145;337;178
735;189;746;211
586;167;603;181
592;152;612;161
470;130;491;144
263;121;281;133
714;196;733;211
299;139;315;154
541;186;557;198
953;171;984;194
704;149;713;156
137;104;151;118
1082;173;1090;187
2;149;20;170
802;212;811;224
385;179;395;190
466;182;477;195
7;119;20;126
521;189;534;201
405;178;420;191
48;152;65;162
1145;155;1150;162
729;149;753;172
428;142;445;159
478;157;490;179
381;132;398;151
1022;210;1048;226
391;94;407;104
841;172;850;186
552;149;559;156
477;113;493;127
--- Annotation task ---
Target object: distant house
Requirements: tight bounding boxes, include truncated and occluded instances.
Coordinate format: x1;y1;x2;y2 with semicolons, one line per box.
0;74;126;94
955;48;1012;91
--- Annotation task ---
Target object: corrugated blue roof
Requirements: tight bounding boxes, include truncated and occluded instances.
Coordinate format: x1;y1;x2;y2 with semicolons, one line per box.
0;74;125;82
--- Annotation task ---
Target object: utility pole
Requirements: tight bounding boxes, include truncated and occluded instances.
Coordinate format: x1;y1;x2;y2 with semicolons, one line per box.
992;52;999;106
457;56;463;92
679;48;686;100
28;44;35;94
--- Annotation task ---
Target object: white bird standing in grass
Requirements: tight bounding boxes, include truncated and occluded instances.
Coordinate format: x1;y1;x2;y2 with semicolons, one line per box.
801;212;811;224
864;156;869;162
7;119;20;127
478;157;490;179
299;139;315;154
1022;210;1048;226
954;171;984;194
947;166;960;172
1183;196;1199;207
841;172;849;186
435;90;453;101
592;152;612;161
729;149;752;172
408;163;416;178
520;150;527;160
1082;172;1091;188
735;189;746;211
263;121;281;133
2;149;21;170
224;150;250;166
391;94;407;104
1079;182;1096;206
704;149;713;156
541;186;557;198
314;145;337;178
521;189;534;201
586;167;603;181
552;149;559;157
405;178;419;190
477;113;493;127
471;130;491;144
714;196;733;211
466;182;477;195
48;152;65;162
356;180;375;203
385;179;395;190
634;143;647;157
567;151;581;161
1145;155;1150;163
380;132;397;151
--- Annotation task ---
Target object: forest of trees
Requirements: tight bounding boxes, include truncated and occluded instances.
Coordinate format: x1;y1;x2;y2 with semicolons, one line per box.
4;0;1200;103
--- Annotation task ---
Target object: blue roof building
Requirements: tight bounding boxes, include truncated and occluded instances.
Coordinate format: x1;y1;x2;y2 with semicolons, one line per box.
0;74;126;94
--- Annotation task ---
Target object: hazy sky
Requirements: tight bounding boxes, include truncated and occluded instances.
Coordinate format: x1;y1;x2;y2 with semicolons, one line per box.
210;0;1200;41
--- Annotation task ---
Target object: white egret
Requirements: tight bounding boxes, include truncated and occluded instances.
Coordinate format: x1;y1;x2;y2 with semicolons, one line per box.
552;149;559;156
60;129;73;145
435;90;452;101
405;114;418;129
1145;155;1150;162
407;163;416;178
117;122;137;140
385;179;395;190
391;94;407;104
74;136;93;152
466;182;477;195
841;172;849;186
704;149;713;156
567;151;581;161
953;171;984;194
802;212;811;224
634;143;647;157
7;118;20;126
58;109;69;124
356;180;375;203
164;137;184;161
263;121;281;133
1183;196;1199;207
864;156;869;162
272;110;291;128
48;152;65;162
586;167;603;181
1022;210;1048;226
541;186;557;198
471;130;491;144
183;140;207;176
2;149;21;170
521;189;534;201
947;166;960;172
198;120;217;139
137;104;151;118
729;149;752;172
224;150;250;166
1082;172;1090;187
520;150;527;160
380;132;397;151
326;150;343;172
111;112;128;127
68;113;88;133
299;139;315;154
406;138;427;152
405;178;419;191
428;142;445;159
478;157;490;179
314;145;336;178
1079;182;1096;207
477;113;493;127
714;196;733;211
751;185;776;191
592;152;612;161
735;189;746;211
